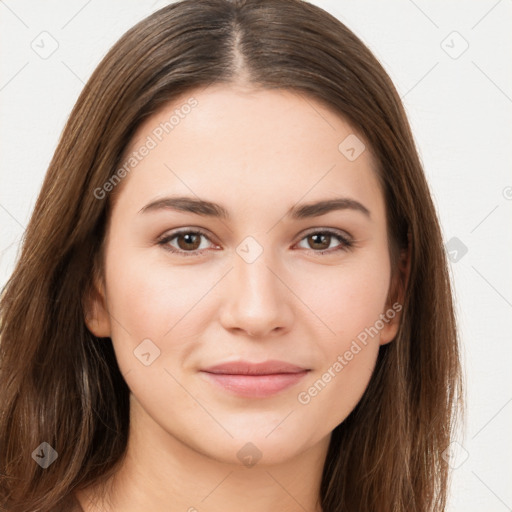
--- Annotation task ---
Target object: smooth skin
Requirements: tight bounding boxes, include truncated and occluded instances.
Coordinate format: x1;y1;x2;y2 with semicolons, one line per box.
80;83;405;512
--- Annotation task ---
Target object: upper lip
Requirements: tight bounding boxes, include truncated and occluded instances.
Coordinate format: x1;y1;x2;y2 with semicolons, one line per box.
201;360;309;375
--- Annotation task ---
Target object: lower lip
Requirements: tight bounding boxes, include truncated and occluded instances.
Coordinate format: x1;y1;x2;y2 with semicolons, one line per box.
200;371;309;398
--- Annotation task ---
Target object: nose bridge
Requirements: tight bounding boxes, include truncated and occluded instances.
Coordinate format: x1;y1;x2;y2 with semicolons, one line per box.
234;234;282;305
219;233;293;336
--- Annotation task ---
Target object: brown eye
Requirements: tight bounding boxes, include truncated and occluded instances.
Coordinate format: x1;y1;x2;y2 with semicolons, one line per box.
158;229;214;257
158;228;353;258
175;232;202;251
296;229;353;254
307;233;331;250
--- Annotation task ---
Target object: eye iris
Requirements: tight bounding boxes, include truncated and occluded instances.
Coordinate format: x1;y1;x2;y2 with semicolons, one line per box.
177;233;201;250
309;233;330;250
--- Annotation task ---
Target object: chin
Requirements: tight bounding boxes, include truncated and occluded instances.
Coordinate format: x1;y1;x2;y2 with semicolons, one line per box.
204;432;312;468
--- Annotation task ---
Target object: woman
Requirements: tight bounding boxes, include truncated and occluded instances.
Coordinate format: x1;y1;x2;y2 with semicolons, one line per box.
0;0;464;510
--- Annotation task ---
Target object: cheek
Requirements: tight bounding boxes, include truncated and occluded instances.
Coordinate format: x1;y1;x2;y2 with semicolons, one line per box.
103;246;224;369
297;256;391;343
289;257;390;421
295;341;379;436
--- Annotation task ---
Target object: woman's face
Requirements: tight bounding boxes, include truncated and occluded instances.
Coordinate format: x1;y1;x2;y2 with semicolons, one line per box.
86;83;401;466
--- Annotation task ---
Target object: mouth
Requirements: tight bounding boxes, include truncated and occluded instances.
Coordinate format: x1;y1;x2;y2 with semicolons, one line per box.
200;360;310;398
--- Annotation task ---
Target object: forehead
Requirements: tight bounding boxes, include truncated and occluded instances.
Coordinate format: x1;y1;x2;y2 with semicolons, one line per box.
112;84;383;219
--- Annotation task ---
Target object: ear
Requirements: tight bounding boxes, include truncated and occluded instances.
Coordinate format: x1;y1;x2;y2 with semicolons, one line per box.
379;234;411;346
83;270;112;338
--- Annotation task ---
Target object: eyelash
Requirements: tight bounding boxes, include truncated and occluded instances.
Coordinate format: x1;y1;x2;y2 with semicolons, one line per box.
156;228;355;258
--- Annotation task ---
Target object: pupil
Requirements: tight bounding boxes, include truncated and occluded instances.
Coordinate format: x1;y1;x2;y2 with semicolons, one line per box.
311;234;329;250
179;233;200;250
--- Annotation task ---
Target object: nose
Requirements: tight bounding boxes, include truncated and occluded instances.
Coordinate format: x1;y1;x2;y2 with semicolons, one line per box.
218;244;294;339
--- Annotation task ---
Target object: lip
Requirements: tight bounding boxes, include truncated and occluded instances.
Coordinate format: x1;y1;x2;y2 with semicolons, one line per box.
202;360;308;375
200;360;310;398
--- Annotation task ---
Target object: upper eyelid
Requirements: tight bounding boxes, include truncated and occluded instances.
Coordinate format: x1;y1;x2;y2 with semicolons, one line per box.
297;226;353;239
159;227;218;246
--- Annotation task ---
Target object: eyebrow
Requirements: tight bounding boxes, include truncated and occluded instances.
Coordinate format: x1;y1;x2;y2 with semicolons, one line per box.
138;195;371;220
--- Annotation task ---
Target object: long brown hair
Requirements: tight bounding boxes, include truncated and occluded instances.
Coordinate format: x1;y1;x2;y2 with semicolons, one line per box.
0;1;464;510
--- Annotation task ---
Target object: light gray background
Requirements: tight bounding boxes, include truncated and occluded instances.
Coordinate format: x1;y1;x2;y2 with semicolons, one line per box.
1;1;511;510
